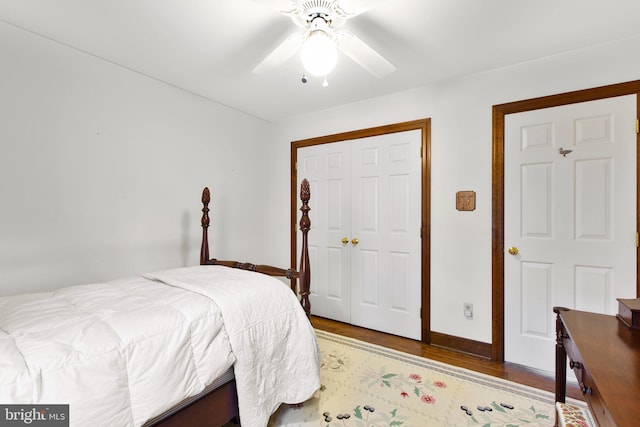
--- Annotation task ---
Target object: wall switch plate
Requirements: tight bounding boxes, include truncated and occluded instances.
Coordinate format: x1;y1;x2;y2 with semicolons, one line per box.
464;303;473;318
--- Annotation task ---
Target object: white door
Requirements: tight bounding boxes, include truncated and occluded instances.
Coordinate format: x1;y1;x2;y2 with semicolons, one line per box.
349;131;422;339
297;130;422;339
504;95;637;373
298;142;352;323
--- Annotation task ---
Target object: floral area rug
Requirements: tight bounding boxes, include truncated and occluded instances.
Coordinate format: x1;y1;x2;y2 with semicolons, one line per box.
268;330;592;427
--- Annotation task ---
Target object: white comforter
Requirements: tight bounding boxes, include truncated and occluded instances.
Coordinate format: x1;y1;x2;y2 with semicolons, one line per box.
0;265;320;427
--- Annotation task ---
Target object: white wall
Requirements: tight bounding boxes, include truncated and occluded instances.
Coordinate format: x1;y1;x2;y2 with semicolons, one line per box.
0;22;273;296
270;36;640;343
3;17;639;346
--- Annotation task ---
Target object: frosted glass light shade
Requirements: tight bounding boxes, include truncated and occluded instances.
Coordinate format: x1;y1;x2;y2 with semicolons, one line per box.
300;30;337;77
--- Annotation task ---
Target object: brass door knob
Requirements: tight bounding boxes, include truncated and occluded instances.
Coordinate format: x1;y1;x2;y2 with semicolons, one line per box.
508;247;519;256
351;238;359;245
341;237;349;244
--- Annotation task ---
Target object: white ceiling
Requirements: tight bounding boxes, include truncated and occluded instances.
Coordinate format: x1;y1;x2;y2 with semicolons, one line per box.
1;0;640;122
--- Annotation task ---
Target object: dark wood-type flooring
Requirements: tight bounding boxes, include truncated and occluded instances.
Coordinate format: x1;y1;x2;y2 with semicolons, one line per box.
312;316;582;401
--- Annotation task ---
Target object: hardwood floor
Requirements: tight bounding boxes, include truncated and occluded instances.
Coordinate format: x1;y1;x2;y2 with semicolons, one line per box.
312;316;583;401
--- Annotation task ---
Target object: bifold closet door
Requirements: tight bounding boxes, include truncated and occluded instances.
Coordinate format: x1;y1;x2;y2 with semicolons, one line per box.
297;129;422;340
349;131;422;339
298;142;352;323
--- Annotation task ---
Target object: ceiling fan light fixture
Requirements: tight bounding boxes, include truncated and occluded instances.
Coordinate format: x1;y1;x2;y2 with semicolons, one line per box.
300;29;337;77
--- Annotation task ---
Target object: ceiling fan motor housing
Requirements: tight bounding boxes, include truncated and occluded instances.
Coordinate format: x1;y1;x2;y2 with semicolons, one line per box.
300;0;337;25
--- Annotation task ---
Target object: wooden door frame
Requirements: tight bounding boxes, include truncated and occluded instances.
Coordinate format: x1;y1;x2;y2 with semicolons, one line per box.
492;81;640;361
290;119;432;342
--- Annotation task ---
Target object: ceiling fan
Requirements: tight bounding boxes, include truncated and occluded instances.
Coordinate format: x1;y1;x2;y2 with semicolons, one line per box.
252;0;396;79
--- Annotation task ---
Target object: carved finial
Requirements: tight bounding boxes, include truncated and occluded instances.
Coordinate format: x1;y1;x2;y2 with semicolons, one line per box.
201;187;210;228
300;179;310;203
200;187;211;265
299;179;311;233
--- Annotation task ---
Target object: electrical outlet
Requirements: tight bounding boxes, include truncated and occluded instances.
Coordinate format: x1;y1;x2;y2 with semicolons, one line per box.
464;303;473;319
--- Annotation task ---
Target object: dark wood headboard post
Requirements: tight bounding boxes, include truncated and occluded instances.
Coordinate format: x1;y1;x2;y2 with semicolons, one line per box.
198;183;312;319
200;187;211;265
298;179;311;317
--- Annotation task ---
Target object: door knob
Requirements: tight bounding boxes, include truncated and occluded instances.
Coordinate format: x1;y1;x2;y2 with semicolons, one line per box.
351;238;359;245
508;247;519;256
341;237;349;244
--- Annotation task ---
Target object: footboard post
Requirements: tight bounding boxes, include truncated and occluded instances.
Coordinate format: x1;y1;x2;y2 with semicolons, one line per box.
200;187;211;265
299;179;311;319
554;306;569;404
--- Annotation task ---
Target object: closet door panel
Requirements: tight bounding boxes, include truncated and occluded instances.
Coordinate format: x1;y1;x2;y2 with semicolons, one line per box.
350;131;422;339
297;143;351;322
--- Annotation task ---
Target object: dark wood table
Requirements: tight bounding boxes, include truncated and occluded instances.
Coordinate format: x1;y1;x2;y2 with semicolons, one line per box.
554;307;640;426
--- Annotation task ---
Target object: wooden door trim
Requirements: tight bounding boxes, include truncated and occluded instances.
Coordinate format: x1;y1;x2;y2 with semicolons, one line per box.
291;119;432;343
492;81;640;361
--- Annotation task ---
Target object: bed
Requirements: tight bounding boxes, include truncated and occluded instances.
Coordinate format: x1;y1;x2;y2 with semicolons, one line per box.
0;179;318;427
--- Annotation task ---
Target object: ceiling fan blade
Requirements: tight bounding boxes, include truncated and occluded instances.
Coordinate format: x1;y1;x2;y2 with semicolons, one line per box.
247;0;296;12
252;33;305;74
336;31;396;78
247;0;307;27
337;0;392;17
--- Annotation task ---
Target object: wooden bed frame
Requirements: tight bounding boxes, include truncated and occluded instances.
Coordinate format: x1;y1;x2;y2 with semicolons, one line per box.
148;179;312;426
